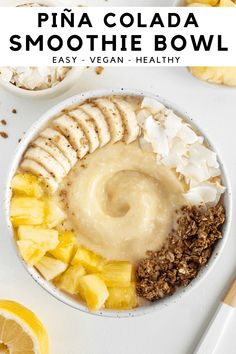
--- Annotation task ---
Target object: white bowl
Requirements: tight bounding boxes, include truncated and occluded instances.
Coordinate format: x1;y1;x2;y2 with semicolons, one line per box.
0;67;85;99
4;88;232;318
0;2;85;99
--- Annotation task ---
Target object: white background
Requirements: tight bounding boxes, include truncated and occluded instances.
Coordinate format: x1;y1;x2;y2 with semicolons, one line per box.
1;1;236;354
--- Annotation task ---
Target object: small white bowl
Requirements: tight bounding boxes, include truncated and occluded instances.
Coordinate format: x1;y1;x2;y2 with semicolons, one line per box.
0;2;85;99
4;88;232;318
0;67;85;99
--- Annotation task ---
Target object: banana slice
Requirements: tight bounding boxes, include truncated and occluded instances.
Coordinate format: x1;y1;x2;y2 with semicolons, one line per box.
94;98;124;143
68;109;99;153
24;147;65;182
53;115;89;159
20;159;58;193
32;137;71;174
112;98;140;144
80;103;111;147
40;128;77;167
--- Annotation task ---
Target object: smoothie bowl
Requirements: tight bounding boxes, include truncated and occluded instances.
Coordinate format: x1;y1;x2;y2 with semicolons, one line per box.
5;89;231;317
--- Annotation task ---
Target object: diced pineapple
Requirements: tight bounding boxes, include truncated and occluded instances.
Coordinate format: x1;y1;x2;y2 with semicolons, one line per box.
57;264;86;295
189;67;236;87
17;240;45;266
77;274;109;311
105;283;138;310
45;199;66;228
100;261;132;287
35;256;68;281
71;246;105;272
49;231;76;263
10;197;45;226
18;225;59;251
11;173;44;198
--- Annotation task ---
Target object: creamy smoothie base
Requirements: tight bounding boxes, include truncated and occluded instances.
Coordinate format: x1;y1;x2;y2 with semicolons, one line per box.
57;141;185;263
10;94;226;311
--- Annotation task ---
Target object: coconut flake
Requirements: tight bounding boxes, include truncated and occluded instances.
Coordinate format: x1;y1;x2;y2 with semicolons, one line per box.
138;99;225;206
0;67;14;82
164;112;182;138
189;143;219;169
162;137;188;169
162;152;188;169
144;116;169;156
177;161;211;184
136;108;151;126
0;66;71;91
141;97;165;114
184;182;225;206
177;124;199;144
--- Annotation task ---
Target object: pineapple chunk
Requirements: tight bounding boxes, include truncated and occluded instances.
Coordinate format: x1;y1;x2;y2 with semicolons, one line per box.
77;274;109;311
45;199;66;228
71;246;105;272
49;231;76;263
189;67;236;87
105;283;138;310
10;197;45;226
18;225;59;251
100;261;132;287
12;173;44;198
17;240;45;266
35;256;68;281
57;264;86;295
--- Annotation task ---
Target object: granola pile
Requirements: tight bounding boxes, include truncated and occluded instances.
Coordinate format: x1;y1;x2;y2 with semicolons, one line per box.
136;204;225;301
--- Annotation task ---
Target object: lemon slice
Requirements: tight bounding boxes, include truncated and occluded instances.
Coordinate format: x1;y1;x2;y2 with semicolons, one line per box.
0;300;48;354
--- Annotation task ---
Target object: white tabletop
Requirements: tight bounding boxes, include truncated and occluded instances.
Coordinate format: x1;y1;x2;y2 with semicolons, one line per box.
1;1;236;354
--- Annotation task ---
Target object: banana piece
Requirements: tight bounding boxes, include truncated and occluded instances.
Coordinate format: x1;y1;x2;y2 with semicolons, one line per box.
80;103;111;147
40;128;77;167
24;147;65;183
94;98;124;143
68;109;99;153
112;98;140;144
20;159;58;193
32;137;71;174
53;115;89;159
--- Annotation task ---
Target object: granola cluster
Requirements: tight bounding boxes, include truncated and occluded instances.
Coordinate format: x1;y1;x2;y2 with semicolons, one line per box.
136;204;225;301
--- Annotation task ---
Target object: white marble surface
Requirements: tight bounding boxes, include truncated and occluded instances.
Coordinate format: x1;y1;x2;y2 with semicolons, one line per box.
1;1;236;354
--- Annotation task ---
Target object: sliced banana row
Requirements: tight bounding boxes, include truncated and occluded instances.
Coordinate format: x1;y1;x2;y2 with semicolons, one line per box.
20;97;140;193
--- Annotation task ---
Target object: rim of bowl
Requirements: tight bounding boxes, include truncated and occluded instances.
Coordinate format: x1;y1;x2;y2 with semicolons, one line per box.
0;67;85;98
4;88;232;318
